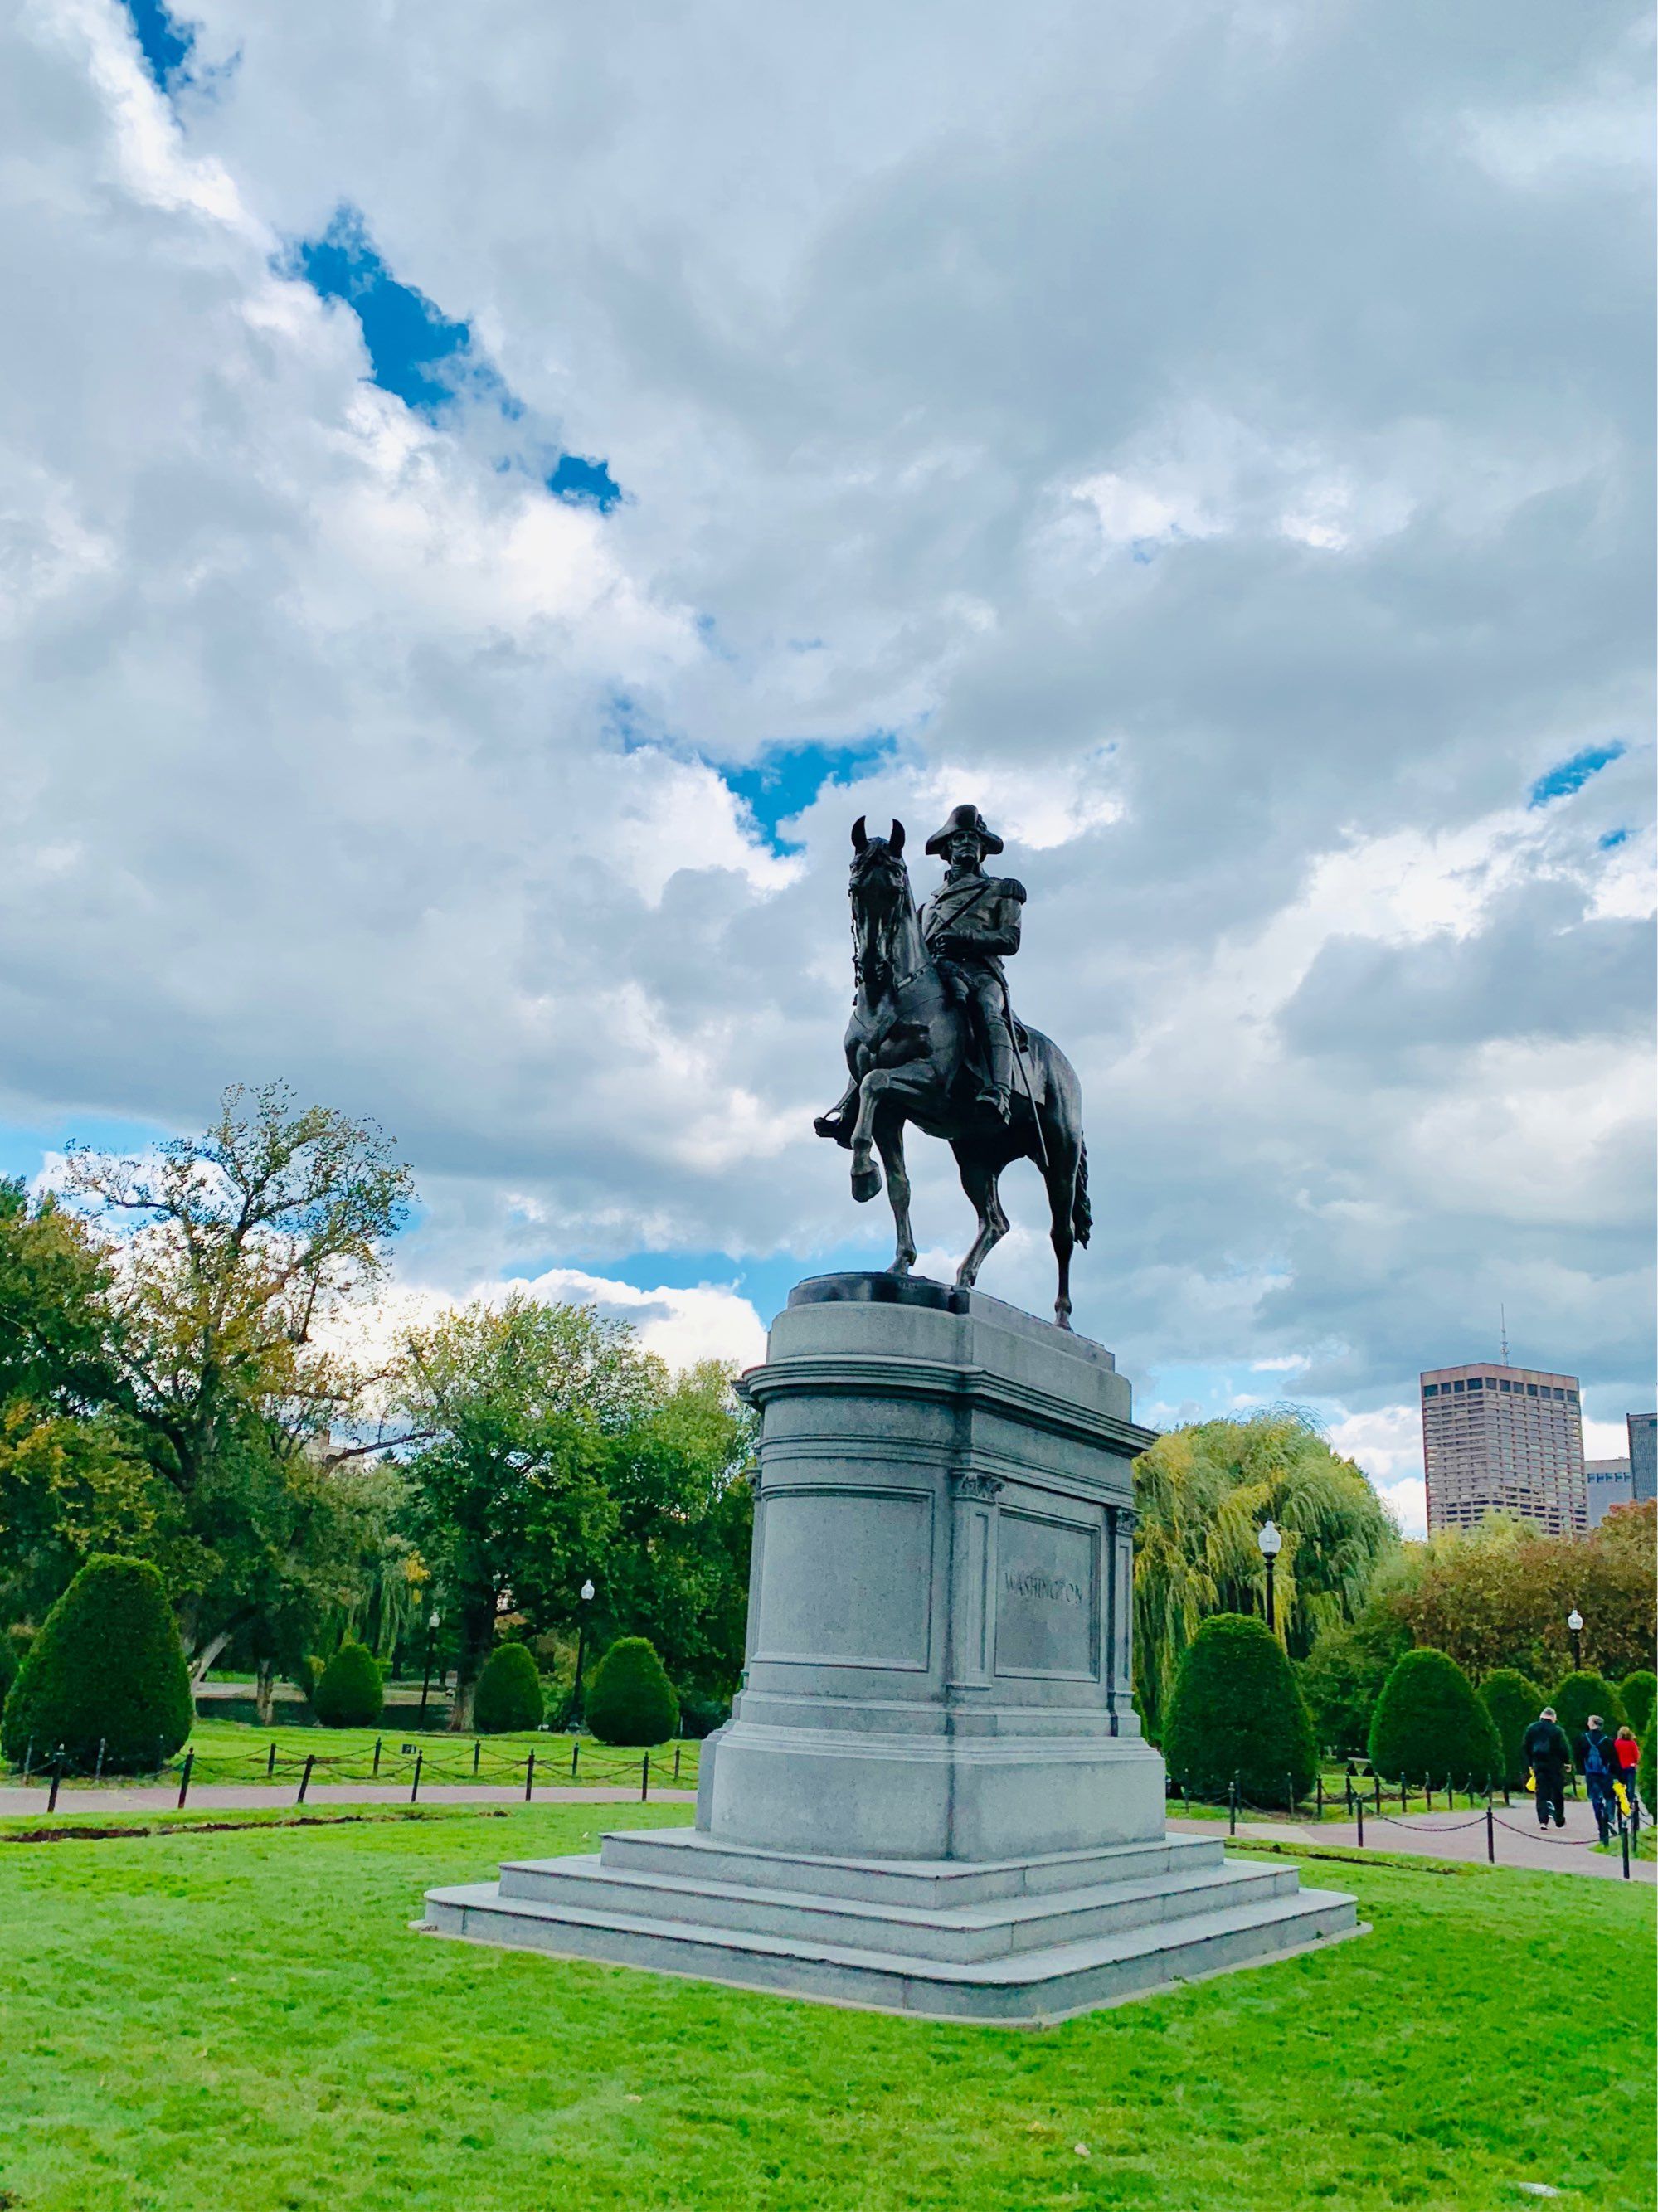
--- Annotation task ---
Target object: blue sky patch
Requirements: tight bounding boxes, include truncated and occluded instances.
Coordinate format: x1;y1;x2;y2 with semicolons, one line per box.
1527;741;1626;809
721;735;899;852
121;0;196;89
1599;827;1630;851
287;207;625;505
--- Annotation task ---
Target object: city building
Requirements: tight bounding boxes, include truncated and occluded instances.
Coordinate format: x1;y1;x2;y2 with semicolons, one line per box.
1629;1412;1656;1504
1585;1457;1633;1529
1420;1362;1586;1537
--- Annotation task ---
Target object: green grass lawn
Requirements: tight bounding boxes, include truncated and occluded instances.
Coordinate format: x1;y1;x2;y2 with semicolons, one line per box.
0;1808;1650;2212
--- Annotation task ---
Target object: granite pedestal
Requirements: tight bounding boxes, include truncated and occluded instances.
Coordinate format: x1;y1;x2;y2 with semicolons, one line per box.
422;1276;1361;2020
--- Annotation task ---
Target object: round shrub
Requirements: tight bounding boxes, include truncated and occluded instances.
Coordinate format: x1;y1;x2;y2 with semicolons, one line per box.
1479;1668;1545;1791
1369;1648;1499;1790
1160;1612;1317;1810
1640;1728;1656;1818
1;1555;192;1774
1617;1670;1656;1742
585;1636;679;1748
474;1642;544;1733
312;1641;384;1728
1550;1670;1626;1753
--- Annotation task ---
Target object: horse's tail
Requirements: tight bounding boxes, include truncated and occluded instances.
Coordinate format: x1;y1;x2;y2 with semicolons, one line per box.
1072;1139;1092;1247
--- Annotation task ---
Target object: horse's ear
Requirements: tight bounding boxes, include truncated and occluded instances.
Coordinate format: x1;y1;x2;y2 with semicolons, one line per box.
850;816;868;853
889;819;906;855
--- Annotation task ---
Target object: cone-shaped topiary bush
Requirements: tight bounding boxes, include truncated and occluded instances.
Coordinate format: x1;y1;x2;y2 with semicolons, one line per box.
1617;1670;1656;1742
312;1641;383;1728
1550;1670;1625;1751
1479;1668;1545;1791
474;1641;544;1733
1;1555;192;1774
1369;1648;1499;1789
585;1636;679;1748
1160;1612;1317;1810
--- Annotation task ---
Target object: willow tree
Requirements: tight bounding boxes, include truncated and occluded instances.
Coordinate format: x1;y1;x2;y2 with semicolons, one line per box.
1132;1408;1398;1733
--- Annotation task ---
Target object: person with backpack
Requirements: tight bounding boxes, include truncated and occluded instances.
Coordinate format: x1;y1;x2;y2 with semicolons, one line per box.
1522;1707;1571;1830
1573;1714;1617;1844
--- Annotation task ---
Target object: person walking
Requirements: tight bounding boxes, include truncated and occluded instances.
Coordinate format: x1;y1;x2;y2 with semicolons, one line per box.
1573;1714;1618;1844
1611;1725;1642;1818
1522;1707;1570;1830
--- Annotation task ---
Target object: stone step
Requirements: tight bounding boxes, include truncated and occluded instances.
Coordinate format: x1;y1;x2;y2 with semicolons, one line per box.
420;1878;1362;2025
494;1853;1296;1963
595;1825;1225;1908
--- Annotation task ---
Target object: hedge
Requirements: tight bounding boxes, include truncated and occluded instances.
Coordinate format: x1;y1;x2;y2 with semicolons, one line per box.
474;1642;544;1733
1160;1612;1317;1810
1;1555;192;1774
585;1636;679;1748
1617;1670;1656;1743
1641;1728;1656;1818
1479;1668;1545;1791
1369;1648;1499;1789
312;1642;384;1729
1549;1670;1626;1753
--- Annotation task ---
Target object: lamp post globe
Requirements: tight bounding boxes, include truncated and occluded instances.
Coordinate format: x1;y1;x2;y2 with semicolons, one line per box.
1257;1519;1283;1633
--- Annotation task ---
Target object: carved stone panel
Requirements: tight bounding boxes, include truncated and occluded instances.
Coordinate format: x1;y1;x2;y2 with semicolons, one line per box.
751;1485;933;1671
993;1507;1100;1681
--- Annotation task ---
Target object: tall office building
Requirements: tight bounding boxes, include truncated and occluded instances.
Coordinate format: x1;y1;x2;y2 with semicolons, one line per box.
1420;1362;1586;1536
1629;1412;1657;1504
1585;1458;1633;1529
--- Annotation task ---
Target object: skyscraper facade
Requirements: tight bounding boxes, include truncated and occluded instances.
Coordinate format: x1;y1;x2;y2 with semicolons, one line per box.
1419;1363;1586;1536
1585;1457;1633;1529
1628;1412;1657;1504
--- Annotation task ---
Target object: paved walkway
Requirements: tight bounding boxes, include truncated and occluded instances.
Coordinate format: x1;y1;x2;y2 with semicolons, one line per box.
1181;1800;1653;1883
0;1782;697;1817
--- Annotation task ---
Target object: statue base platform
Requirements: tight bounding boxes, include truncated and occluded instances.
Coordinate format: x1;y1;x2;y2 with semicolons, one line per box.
421;1276;1360;2020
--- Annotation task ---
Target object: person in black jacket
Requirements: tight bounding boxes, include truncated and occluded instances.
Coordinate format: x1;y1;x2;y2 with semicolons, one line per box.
1523;1707;1571;1830
1574;1714;1618;1843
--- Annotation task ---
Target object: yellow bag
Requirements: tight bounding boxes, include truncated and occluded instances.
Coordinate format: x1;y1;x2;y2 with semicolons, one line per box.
1524;1768;1536;1795
1614;1780;1631;1818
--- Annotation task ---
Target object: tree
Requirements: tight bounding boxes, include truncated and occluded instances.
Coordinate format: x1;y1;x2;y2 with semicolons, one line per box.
1549;1670;1625;1753
312;1641;383;1728
1369;1649;1499;1789
474;1642;544;1733
2;1554;192;1773
36;1087;414;1674
396;1296;646;1728
1133;1410;1399;1730
0;1178;120;1416
1298;1608;1412;1758
1160;1612;1317;1808
1618;1670;1656;1742
585;1636;679;1748
1393;1506;1656;1685
1479;1667;1545;1791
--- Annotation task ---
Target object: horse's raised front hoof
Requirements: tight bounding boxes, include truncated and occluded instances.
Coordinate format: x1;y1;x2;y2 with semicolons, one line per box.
851;1163;882;1203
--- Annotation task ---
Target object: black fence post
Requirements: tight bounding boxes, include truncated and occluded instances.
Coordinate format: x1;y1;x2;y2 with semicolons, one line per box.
266;1741;277;1781
1355;1797;1364;1848
1373;1773;1381;1812
297;1753;314;1806
673;1746;682;1785
177;1748;194;1810
1485;1798;1495;1864
1621;1821;1631;1880
1315;1774;1324;1820
372;1737;382;1778
473;1739;481;1777
641;1753;650;1804
410;1747;424;1806
46;1749;64;1815
571;1740;580;1781
524;1749;535;1802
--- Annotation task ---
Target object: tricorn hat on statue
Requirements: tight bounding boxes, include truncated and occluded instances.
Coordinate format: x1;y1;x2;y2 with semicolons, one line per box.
924;804;1004;858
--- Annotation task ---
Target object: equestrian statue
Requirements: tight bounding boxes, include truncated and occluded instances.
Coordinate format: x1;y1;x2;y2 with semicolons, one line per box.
814;805;1091;1328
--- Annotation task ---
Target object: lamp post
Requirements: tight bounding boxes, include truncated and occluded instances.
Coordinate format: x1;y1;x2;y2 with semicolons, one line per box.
1257;1519;1283;1633
1568;1608;1583;1672
418;1608;441;1716
570;1578;596;1730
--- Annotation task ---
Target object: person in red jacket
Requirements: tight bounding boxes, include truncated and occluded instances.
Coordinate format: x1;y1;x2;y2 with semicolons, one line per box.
1612;1726;1642;1815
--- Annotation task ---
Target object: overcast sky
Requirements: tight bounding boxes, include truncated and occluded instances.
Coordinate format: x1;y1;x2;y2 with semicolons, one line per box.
3;1;1653;1534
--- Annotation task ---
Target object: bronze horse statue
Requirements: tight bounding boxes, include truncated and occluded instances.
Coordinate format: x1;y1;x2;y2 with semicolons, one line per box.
814;817;1092;1327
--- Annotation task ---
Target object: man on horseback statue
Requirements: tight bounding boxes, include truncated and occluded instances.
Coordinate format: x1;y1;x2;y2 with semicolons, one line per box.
918;804;1026;1125
812;806;1092;1328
